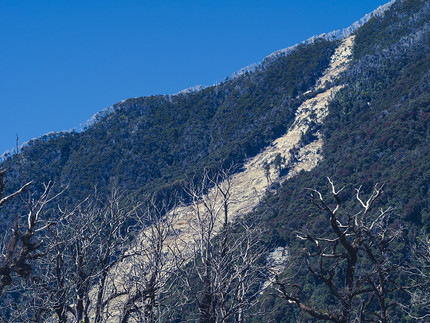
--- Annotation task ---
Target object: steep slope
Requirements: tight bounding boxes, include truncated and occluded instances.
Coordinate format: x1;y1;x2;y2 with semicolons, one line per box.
52;33;356;323
0;40;337;203
254;0;430;320
93;37;356;319
0;28;339;323
102;31;354;294
1;0;429;321
0;2;396;208
203;35;355;220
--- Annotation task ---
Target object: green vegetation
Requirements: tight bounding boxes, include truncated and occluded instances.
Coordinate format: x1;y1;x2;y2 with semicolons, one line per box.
1;0;429;321
252;0;430;320
1;39;337;203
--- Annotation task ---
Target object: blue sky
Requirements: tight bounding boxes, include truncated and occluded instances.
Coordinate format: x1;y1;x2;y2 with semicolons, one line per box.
0;0;389;155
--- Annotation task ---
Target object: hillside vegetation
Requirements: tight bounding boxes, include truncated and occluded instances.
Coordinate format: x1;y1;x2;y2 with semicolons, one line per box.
0;0;429;321
254;0;430;320
1;39;336;203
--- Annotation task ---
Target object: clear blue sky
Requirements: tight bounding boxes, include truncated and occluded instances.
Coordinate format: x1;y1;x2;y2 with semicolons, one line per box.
1;0;389;155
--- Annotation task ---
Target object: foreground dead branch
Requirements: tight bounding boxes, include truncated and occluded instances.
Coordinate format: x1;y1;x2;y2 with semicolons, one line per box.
0;169;65;299
173;168;265;323
274;178;404;323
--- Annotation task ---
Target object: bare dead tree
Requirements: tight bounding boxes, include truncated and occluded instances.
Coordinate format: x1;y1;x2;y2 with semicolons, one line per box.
401;236;430;321
0;166;264;322
2;185;139;323
176;168;265;323
0;168;65;299
114;195;180;323
57;187;138;323
274;178;403;323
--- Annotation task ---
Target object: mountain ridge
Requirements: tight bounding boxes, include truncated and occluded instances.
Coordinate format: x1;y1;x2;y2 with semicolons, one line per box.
0;0;397;162
0;0;429;321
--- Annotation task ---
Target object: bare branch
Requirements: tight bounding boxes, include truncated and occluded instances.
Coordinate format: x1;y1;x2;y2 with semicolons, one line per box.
275;179;403;322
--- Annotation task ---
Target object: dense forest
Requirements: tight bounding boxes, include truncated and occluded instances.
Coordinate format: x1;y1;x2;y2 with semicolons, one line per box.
0;38;337;202
1;0;429;321
251;0;430;320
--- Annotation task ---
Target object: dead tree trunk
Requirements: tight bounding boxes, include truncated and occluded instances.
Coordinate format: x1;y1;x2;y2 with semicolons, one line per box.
274;178;403;322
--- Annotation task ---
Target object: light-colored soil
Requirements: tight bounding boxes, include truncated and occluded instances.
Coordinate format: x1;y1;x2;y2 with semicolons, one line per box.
223;35;355;221
91;36;355;322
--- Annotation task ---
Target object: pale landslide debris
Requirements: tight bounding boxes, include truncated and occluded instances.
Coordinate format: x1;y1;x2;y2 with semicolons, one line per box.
90;35;356;320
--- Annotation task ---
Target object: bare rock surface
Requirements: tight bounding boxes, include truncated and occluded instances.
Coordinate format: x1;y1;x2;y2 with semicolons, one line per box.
94;36;355;321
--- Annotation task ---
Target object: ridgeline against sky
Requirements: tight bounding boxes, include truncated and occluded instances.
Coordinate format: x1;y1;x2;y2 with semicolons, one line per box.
1;0;389;155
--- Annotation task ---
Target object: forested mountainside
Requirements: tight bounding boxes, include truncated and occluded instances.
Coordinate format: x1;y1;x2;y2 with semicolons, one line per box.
1;38;336;203
249;0;430;320
267;0;430;239
1;0;429;322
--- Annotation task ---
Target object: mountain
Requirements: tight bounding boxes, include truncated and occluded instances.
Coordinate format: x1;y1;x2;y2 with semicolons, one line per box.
1;37;338;203
0;0;429;321
0;2;397;204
